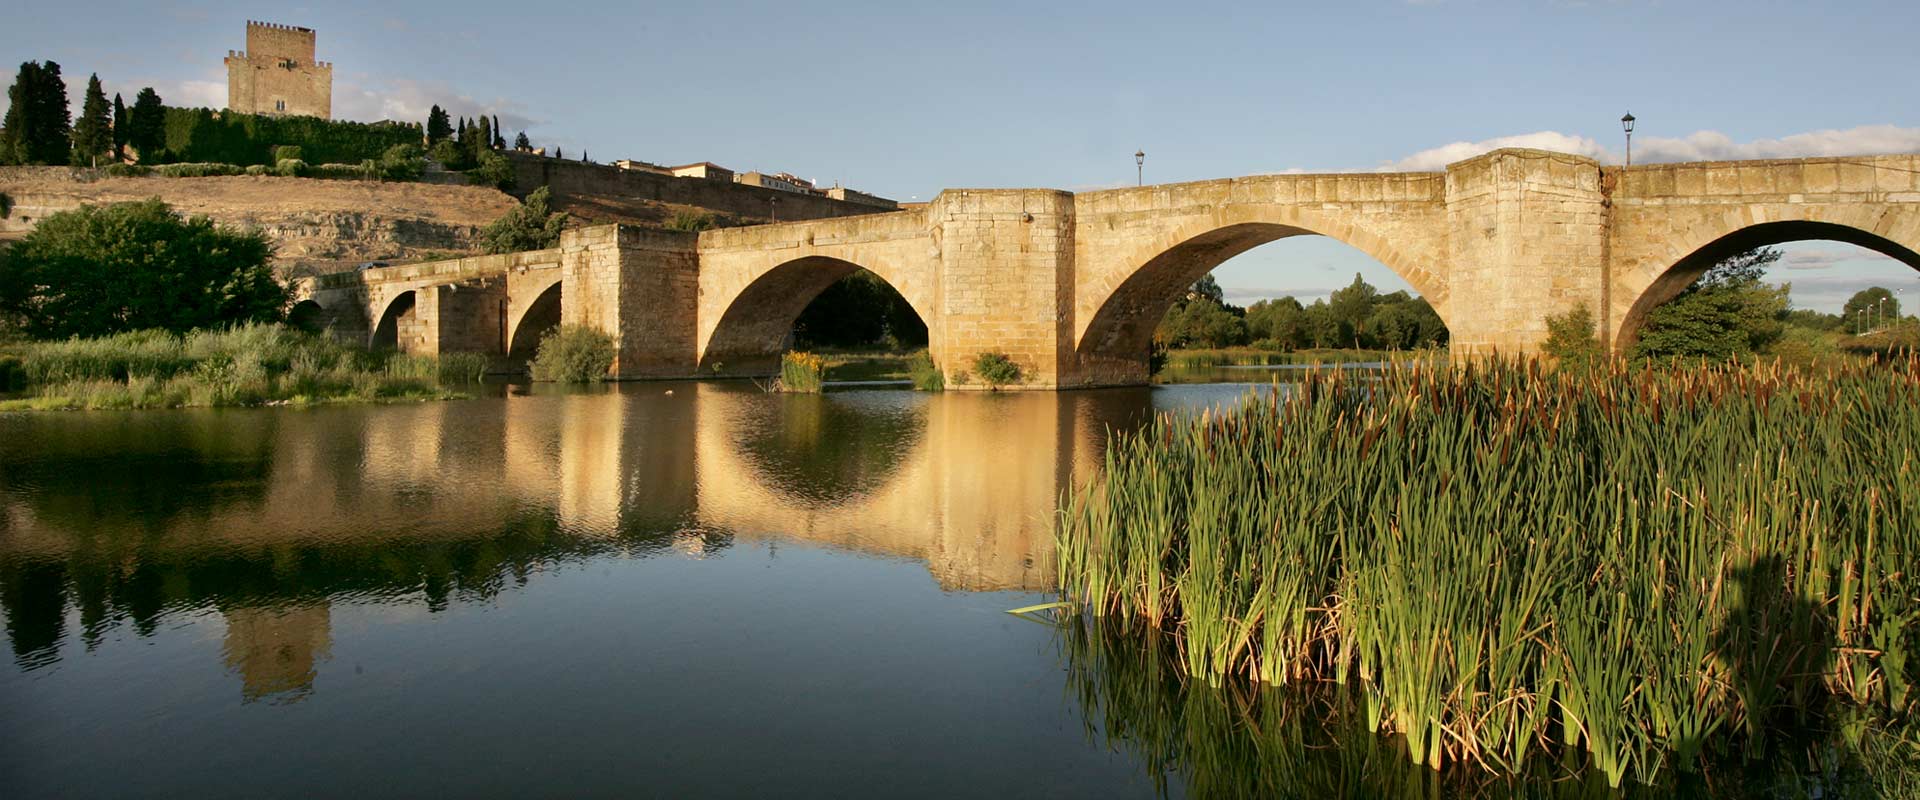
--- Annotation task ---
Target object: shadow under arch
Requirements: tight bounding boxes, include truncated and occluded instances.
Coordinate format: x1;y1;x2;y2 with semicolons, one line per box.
1616;220;1920;350
1076;220;1447;378
287;299;328;333
700;255;933;374
507;280;562;363
369;290;417;350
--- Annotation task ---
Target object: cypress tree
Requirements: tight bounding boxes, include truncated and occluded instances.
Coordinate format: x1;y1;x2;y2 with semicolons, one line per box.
71;73;112;166
474;114;491;159
426;104;451;145
1;62;38;165
554;147;562;160
491;115;503;149
112;92;128;161
30;60;70;165
127;87;165;162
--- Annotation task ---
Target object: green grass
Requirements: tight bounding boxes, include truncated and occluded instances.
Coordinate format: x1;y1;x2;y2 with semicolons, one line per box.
1056;355;1920;788
0;323;487;410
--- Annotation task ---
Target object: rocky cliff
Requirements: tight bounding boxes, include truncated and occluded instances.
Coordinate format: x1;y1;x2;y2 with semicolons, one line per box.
0;168;520;278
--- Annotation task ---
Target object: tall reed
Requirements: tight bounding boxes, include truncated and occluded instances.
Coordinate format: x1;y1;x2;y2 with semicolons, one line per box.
1056;356;1920;787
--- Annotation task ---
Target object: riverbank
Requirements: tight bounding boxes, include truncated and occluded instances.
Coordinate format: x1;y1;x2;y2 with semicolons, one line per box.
1057;356;1920;787
0;324;486;411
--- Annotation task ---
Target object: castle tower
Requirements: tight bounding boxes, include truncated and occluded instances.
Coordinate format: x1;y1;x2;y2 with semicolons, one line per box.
224;20;333;119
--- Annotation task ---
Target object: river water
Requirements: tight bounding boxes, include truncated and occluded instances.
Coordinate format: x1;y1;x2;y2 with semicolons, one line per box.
1;374;1899;798
0;379;1276;798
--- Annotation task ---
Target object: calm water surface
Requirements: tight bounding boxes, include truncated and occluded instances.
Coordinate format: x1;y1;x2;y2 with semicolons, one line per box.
0;380;1271;798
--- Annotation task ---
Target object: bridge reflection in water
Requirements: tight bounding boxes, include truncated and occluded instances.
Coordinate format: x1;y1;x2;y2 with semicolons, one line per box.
0;383;1202;701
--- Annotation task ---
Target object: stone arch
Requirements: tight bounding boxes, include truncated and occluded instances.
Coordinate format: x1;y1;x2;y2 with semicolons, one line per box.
1615;214;1920;350
698;255;934;373
370;290;418;351
1074;209;1448;381
287;299;329;333
507;279;562;363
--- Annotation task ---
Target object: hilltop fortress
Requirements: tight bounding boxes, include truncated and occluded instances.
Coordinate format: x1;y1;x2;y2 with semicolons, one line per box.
225;21;332;119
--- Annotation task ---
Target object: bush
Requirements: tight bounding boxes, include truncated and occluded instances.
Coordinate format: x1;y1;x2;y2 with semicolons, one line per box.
664;209;717;232
0;199;284;339
972;351;1022;388
907;350;944;391
272;145;303;163
378;143;424;181
468;151;515;190
1542;303;1604;369
244;164;270;176
274;158;310;178
102;163;151;178
309;161;376;180
528;325;614;382
777;351;826;393
153;162;244;178
480;187;568;254
428;139;473;171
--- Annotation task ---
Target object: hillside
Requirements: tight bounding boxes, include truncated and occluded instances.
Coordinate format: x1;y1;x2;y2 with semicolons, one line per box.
0;168;519;278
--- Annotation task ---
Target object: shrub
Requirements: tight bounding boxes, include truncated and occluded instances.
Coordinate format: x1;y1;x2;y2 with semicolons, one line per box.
378;143;424;181
972;351;1022;388
468;151;516;190
480;187;568;254
153;162;244;178
1542;303;1604;369
310;161;377;180
907;350;944;391
664;209;717;232
272;145;303;163
427;139;472;171
244;164;270;176
777;351;826;393
102;163;151;178
528;325;614;382
274;158;310;178
157;107;421;166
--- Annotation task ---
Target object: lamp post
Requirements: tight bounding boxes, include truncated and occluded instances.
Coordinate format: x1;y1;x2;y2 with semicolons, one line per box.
768;195;778;223
1135;150;1145;186
1621;113;1636;167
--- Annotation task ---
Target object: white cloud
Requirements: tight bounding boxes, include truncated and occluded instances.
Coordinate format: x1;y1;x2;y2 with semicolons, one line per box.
331;77;540;133
1782;250;1845;270
1379;125;1920;171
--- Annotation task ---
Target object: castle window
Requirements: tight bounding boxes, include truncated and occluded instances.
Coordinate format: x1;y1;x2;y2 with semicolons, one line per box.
275;99;286;112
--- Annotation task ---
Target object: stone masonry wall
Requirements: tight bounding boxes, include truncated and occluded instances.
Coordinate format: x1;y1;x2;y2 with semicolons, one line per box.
929;190;1076;389
1443;149;1607;355
507;152;883;224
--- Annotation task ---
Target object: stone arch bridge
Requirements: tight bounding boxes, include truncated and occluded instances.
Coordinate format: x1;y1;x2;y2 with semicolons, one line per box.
293;148;1920;388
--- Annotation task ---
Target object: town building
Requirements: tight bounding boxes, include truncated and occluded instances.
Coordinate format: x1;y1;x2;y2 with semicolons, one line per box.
225;20;333;118
668;162;735;182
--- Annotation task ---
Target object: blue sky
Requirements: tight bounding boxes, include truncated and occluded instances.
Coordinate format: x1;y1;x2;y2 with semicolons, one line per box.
7;0;1919;313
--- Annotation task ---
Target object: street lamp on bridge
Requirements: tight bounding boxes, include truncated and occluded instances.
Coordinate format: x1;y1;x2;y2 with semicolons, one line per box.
1620;113;1635;167
1135;150;1145;186
1622;113;1636;168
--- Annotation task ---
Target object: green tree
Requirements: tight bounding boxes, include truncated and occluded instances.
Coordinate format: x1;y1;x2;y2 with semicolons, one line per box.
1632;247;1789;360
111;92;128;161
1542;303;1604;369
0;199;284;339
479;186;568;254
794;270;927;349
126;87;165;162
514;131;530;151
473;115;492;161
1300;301;1341;348
1327;272;1380;348
468;150;515;190
2;61;72;165
1842;287;1900;331
426;105;451;145
1245;296;1306;348
491;115;504;149
70;74;112;166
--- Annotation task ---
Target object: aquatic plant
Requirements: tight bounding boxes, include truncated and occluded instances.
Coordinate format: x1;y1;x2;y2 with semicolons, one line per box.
1056;356;1920;787
776;351;826;393
907;350;944;392
0;322;487;409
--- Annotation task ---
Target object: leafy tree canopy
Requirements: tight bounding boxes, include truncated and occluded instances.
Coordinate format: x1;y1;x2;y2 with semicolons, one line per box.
0;200;285;338
479;187;568;254
1632;247;1788;360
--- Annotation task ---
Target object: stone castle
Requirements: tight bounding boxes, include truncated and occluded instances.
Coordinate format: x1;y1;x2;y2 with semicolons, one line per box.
225;20;332;119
